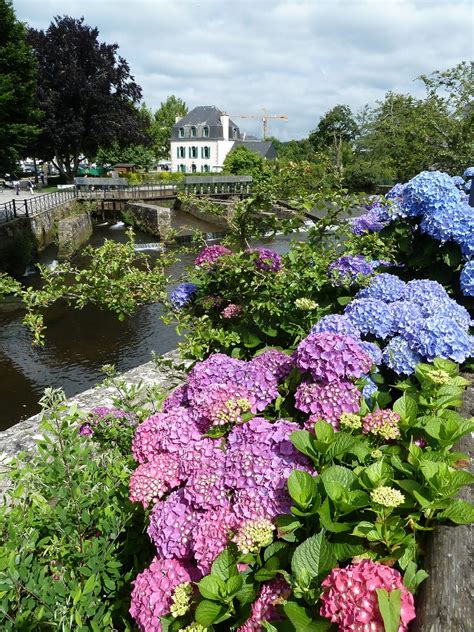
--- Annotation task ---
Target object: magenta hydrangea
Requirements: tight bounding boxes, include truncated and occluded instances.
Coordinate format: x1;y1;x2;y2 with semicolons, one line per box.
162;384;189;412
320;559;416;631
363;409;401;440
194;244;231;266
221;303;243;318
148;490;197;560
129;454;183;508
192;503;237;574
295;381;361;430
238;577;291;631
130;557;199;632
248;247;282;272
249;348;295;382
294;332;372;382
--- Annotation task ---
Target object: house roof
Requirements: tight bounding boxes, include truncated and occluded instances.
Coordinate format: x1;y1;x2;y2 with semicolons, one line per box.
171;106;241;140
231;140;276;160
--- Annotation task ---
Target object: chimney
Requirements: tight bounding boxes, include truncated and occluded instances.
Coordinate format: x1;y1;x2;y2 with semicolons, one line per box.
220;112;229;140
175;115;183;124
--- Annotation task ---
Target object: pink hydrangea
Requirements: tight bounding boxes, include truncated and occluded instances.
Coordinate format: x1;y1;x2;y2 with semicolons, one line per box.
129;455;183;508
320;559;416;631
132;408;202;464
362;409;401;440
190;382;252;430
232;486;292;522
148;490;197;559
192;503;237;574
79;406;137;436
295;381;361;430
184;462;228;510
250;349;295;382
221;303;243;319
130;557;199;632
294;332;372;382
194;244;231;266
238;577;291;631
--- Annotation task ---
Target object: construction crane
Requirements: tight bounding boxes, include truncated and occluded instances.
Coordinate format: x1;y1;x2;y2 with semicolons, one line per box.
233;108;288;140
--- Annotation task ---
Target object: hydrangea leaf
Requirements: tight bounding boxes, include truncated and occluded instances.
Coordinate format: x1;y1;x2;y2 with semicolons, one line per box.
438;499;474;524
288;470;319;510
211;548;238;581
291;531;336;584
282;600;331;631
392;394;418;424
376;588;401;632
194;599;228;626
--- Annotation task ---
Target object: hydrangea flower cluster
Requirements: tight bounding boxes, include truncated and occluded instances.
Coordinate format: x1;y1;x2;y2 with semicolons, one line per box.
362;409;401;440
237;577;290;631
341;275;473;373
328;255;381;286
221;303;243;318
170;283;198;309
129;350;317;629
351;211;386;234
248;247;282;272
320;559;416;631
194;244;231;267
371;485;405;508
79;406;136;436
460;261;474;297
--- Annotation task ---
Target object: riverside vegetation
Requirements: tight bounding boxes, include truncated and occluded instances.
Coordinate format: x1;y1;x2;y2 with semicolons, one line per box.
0;168;473;631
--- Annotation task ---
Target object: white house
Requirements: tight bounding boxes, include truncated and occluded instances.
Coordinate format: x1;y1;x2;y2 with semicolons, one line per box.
170;105;276;174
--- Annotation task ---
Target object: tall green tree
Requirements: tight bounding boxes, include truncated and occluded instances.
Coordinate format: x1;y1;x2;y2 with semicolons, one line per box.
151;95;188;160
27;16;144;181
222;145;265;176
309;104;358;174
0;0;39;175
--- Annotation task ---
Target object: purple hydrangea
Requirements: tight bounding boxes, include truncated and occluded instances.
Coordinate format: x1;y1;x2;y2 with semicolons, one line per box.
162;384;189;412
311;314;361;340
356;273;406;303
250;348;295;382
351;212;385;234
192;504;237;574
460;261;474;297
248;248;282;272
294;332;372;382
344;299;395;339
170;282;197;309
194;244;231;266
359;341;383;366
295;381;361;430
148;489;197;559
382;336;422;375
328;255;378;285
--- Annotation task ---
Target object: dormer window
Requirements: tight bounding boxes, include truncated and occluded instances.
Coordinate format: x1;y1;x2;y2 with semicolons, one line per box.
203;126;209;138
179;127;185;138
191;126;197;137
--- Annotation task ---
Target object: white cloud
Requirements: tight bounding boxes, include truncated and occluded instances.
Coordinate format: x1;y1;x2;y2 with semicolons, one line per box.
13;0;473;140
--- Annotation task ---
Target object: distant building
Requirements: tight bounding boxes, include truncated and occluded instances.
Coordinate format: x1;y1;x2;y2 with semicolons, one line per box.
170;105;275;173
112;163;136;174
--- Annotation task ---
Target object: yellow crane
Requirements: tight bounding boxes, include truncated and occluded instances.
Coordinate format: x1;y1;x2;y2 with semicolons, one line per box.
233;108;288;140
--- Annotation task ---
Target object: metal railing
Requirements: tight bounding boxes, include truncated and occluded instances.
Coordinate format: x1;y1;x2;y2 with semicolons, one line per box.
0;189;78;224
77;184;178;200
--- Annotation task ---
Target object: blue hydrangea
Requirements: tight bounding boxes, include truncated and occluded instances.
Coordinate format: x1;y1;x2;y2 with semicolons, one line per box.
389;301;424;337
403;171;463;219
404;316;473;363
356;273;406;303
170;282;198;309
362;376;378;401
401;279;449;305
310;314;361;339
460;261;474;297
452;175;465;187
420;297;472;329
465;179;472;192
351;213;385;235
328;255;378;285
449;201;474;257
344;299;394;339
382;336;422;375
359;341;383;366
463;166;474;178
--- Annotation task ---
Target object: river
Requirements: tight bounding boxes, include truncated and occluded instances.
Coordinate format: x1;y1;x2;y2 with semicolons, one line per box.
0;221;305;430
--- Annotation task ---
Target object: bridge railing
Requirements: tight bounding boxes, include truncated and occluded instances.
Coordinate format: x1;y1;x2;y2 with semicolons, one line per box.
77;184;178;200
0;189;78;224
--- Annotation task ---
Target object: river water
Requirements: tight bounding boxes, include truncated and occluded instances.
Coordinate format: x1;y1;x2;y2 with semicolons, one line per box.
0;220;304;430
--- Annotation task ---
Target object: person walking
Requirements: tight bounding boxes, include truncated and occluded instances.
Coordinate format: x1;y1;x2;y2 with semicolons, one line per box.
27;179;35;194
14;180;20;195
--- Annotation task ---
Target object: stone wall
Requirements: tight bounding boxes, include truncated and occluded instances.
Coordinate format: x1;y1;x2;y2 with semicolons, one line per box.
175;197;232;228
28;203;80;251
124;201;172;238
57;212;93;259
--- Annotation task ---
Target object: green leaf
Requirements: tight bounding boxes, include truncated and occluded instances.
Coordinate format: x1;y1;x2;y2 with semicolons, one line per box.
376;588;401;632
320;464;357;489
438;499;474;524
288;470;319;509
291;531;336;583
283;600;331;631
198;575;226;601
393;394;418;424
290;430;320;461
242;330;262;348
324;433;358;461
82;573;97;595
195;600;228;626
403;561;429;592
211;548;238;581
313;420;334;444
226;575;243;596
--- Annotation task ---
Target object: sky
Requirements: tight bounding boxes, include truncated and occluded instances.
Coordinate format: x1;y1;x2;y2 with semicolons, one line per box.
13;0;474;141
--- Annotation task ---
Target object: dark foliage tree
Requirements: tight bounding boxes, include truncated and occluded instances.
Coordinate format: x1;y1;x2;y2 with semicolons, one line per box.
309;104;358;174
27;16;144;181
151;95;188;160
0;0;39;176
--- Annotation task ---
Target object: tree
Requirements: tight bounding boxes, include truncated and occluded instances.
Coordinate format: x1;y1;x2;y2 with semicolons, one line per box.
222;145;265;176
309;105;358;175
151;95;188;160
0;0;39;175
27;16;144;181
